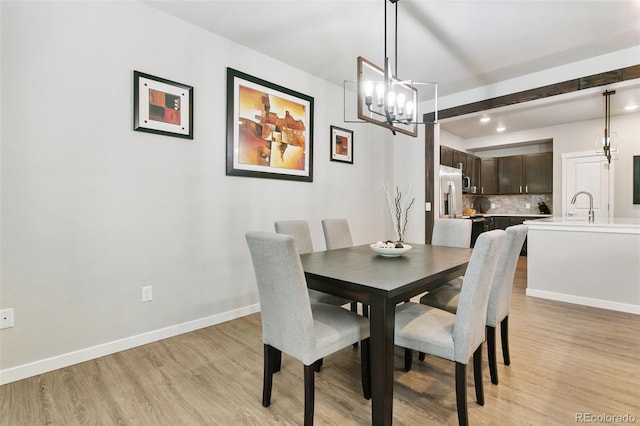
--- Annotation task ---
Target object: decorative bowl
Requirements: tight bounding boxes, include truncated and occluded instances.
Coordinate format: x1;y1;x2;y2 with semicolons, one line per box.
463;208;476;216
370;243;412;257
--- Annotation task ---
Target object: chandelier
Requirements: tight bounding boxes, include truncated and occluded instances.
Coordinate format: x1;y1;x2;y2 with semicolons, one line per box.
344;0;437;137
597;90;617;164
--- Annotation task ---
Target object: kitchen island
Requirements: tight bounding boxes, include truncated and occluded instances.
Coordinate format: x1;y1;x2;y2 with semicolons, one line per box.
523;217;640;314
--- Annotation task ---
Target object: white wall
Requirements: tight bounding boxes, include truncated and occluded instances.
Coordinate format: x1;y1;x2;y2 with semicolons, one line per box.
391;126;425;243
0;1;392;382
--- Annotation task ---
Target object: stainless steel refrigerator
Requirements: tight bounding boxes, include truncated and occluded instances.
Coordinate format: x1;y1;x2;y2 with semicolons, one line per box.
440;165;463;218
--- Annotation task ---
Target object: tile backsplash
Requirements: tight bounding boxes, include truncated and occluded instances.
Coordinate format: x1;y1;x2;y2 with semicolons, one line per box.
463;194;553;215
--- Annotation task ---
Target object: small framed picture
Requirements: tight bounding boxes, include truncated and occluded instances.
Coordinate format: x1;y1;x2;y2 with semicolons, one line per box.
133;71;193;139
330;125;353;164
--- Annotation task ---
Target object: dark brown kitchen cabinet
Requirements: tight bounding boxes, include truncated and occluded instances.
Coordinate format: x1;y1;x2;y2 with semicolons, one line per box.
440;146;453;167
452;150;467;172
495;153;553;194
440;146;482;189
524;152;553;193
480;158;498;194
498;156;524;194
467;156;480;189
485;215;533;256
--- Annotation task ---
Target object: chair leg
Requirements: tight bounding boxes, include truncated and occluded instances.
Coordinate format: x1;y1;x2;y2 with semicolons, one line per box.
486;325;498;385
274;349;282;373
418;352;425;361
473;345;484;406
351;302;359;348
304;364;315;426
501;316;511;366
455;362;469;426
263;344;276;407
360;338;371;400
404;348;413;372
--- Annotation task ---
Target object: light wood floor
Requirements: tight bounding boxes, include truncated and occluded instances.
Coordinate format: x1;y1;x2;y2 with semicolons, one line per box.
2;258;639;425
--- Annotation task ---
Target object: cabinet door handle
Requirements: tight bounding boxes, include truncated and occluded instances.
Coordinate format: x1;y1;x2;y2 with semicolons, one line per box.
525;185;528;193
519;186;522;193
481;187;484;194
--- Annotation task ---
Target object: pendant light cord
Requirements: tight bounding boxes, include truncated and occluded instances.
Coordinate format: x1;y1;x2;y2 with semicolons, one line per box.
383;0;399;76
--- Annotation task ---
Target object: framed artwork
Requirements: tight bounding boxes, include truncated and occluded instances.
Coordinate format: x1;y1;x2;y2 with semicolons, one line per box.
330;125;353;164
226;68;314;182
133;71;193;139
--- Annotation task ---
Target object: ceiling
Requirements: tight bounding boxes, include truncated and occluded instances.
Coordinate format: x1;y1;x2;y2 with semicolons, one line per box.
144;0;640;138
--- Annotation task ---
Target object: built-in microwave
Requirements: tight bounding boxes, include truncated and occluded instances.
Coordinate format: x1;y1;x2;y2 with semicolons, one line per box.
462;176;471;193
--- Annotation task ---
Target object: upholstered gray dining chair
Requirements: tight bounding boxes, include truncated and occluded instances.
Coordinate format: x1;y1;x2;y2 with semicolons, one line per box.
275;220;352;307
320;218;367;318
431;218;472;248
394;230;506;426
321;218;354;250
419;225;528;385
245;231;371;426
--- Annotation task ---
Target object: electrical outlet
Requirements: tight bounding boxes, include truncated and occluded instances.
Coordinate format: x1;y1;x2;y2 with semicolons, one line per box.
526;203;531;209
141;286;153;303
491;203;496;209
0;308;14;329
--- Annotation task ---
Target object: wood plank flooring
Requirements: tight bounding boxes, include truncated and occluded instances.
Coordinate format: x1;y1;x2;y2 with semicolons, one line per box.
1;258;639;425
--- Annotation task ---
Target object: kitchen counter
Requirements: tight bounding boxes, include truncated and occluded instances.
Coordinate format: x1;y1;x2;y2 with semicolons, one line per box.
461;213;552;219
524;217;640;233
524;216;640;314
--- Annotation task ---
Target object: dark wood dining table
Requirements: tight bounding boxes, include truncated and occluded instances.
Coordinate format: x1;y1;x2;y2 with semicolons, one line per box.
300;243;472;426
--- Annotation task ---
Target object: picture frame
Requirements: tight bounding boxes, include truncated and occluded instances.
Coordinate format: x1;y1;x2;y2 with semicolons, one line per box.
226;68;314;182
330;125;353;164
133;71;193;139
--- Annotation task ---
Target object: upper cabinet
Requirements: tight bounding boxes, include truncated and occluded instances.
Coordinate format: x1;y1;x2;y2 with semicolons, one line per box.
440;146;454;167
524;153;553;193
498;156;524;194
440;145;481;188
452;150;467;171
479;152;552;195
480;158;498;195
468;156;481;191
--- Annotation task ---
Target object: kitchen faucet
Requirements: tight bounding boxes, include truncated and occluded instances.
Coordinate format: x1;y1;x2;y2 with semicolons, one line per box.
571;191;594;222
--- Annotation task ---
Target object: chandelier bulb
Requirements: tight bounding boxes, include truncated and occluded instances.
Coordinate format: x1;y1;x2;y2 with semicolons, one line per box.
396;93;406;115
405;101;414;118
363;81;374;97
375;83;385;107
387;90;396;110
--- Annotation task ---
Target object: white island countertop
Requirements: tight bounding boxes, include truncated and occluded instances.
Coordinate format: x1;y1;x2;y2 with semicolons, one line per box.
523;217;640;234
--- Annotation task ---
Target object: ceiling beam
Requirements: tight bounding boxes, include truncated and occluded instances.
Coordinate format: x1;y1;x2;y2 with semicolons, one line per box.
423;64;640;122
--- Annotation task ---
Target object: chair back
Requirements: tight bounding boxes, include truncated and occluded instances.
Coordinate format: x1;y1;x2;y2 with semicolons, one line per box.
274;220;314;254
245;231;315;361
452;229;505;363
432;218;472;248
321;218;353;250
486;225;528;327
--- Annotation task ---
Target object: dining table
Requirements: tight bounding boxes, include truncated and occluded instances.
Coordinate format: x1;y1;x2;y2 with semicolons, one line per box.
300;242;472;426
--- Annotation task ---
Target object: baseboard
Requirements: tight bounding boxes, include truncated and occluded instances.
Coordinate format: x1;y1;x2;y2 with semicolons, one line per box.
0;304;260;385
525;288;640;315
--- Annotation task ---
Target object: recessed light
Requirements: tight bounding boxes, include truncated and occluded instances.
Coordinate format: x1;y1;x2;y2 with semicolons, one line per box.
625;104;638;111
496;126;506;132
480;117;491;123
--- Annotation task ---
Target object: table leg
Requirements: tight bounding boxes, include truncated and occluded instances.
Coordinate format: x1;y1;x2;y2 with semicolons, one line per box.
368;296;396;426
